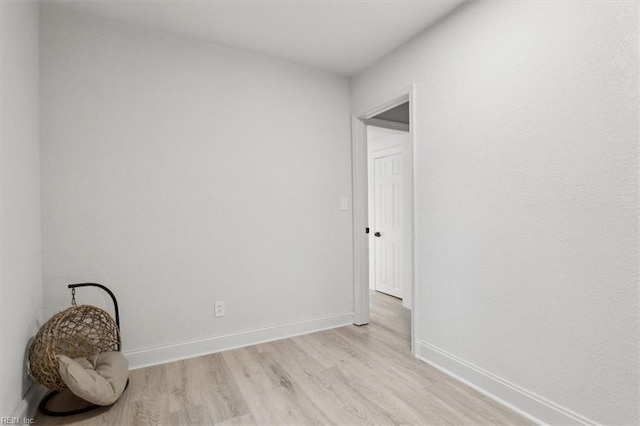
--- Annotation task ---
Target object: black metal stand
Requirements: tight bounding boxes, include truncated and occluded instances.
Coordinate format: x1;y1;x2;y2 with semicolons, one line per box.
38;283;129;417
38;390;100;417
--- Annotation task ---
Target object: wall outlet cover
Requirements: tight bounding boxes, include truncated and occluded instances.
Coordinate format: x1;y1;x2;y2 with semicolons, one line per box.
214;301;225;318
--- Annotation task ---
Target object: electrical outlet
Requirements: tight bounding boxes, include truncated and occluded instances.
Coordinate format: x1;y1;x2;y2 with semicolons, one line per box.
214;301;225;318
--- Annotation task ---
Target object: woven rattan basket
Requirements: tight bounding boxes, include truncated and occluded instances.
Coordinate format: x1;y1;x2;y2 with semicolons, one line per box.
29;304;121;391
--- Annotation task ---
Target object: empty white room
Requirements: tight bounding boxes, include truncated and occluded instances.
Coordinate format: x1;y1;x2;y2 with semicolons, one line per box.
1;0;638;425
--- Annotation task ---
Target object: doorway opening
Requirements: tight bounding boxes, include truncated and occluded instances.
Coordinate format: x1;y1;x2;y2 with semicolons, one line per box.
352;86;416;354
368;106;411;305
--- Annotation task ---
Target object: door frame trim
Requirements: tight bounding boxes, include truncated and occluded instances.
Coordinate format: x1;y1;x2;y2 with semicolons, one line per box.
367;117;410;132
351;84;417;354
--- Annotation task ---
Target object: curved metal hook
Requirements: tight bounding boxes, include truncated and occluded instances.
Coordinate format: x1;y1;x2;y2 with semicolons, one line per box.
68;283;121;331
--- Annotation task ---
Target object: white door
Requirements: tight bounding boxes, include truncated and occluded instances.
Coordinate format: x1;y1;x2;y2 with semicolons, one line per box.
372;150;404;298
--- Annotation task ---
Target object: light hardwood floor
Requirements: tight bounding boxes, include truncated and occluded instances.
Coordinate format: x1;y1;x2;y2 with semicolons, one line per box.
36;292;533;425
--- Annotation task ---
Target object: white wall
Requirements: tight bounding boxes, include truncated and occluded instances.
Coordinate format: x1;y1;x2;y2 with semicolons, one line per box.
40;6;353;366
352;1;638;425
0;0;42;417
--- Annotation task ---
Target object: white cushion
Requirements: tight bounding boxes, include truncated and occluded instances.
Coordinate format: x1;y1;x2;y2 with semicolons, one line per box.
57;351;128;406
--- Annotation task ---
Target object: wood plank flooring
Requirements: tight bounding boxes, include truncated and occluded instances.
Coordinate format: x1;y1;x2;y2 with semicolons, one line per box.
36;292;533;425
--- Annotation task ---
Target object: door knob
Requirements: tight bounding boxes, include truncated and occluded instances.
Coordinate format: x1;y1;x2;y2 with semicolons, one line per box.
374;232;381;237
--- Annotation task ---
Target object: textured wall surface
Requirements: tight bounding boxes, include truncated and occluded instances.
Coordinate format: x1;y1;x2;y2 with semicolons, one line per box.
40;6;353;356
0;0;42;417
352;1;638;424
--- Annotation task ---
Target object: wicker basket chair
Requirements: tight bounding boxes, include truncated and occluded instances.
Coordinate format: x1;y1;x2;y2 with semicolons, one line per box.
28;283;127;416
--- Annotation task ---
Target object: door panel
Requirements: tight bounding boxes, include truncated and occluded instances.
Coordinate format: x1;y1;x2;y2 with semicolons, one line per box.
373;152;403;298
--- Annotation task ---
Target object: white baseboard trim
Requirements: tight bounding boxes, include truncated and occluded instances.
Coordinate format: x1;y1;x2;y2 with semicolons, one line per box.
124;312;354;370
415;339;598;426
11;383;48;420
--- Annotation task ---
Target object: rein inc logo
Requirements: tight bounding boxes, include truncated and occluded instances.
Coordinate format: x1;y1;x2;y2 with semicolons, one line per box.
0;418;35;425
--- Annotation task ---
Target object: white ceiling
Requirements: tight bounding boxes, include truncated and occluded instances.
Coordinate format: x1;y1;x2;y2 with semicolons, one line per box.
40;0;466;75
